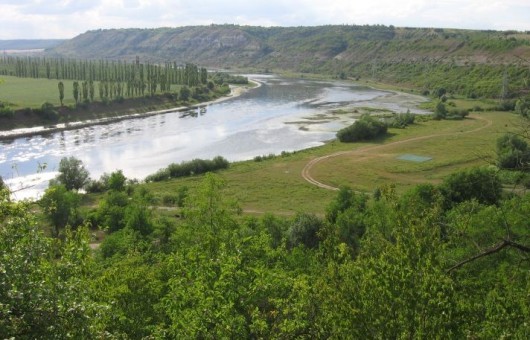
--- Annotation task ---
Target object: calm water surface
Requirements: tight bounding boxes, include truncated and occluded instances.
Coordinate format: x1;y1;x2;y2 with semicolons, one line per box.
0;75;427;199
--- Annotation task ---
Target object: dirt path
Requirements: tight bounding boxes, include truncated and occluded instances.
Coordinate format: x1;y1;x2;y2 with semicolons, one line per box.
301;114;493;191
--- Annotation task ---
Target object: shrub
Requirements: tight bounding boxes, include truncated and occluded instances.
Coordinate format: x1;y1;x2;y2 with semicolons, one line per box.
388;111;415;128
0;102;14;118
433;101;447;120
287;213;324;249
145;156;229;182
496;134;530;170
441;167;502;207
337;114;387;142
447;109;469;119
36;102;59;121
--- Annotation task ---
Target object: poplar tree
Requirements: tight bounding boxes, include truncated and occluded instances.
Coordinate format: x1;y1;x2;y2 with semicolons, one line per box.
73;81;79;104
58;81;64;106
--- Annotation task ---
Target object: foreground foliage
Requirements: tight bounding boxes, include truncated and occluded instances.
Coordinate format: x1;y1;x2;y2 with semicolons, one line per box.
1;166;529;338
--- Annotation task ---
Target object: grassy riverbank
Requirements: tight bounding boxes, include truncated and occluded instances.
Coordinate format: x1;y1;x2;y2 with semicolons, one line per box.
142;110;519;215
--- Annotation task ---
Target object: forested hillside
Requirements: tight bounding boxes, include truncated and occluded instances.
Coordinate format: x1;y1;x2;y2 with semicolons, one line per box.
47;25;530;97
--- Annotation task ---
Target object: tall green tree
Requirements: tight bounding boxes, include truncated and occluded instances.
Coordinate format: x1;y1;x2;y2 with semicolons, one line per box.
58;81;64;106
54;156;90;191
40;184;81;237
73;81;79;104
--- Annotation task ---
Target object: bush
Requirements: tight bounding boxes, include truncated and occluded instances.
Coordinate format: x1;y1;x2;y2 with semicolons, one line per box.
387;111;415;128
433;101;447;120
161;186;188;207
441;167;502;207
337;114;387;142
287;213;324;249
36;102;59;121
145;156;229;182
254;154;276;162
496;134;530;170
447;109;469;119
494;100;516;111
0;101;14;118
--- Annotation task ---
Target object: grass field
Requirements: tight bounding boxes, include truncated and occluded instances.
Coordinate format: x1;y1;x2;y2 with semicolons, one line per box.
144;111;519;216
0;76;76;108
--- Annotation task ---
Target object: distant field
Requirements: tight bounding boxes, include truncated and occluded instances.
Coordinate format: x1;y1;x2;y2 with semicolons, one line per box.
0;76;75;108
145;111;518;215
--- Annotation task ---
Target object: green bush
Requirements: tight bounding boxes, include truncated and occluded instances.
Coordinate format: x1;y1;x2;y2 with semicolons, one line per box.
145;156;229;182
0;101;14;118
337;114;387;142
441;167;502;207
387;111;415;128
496;134;530;170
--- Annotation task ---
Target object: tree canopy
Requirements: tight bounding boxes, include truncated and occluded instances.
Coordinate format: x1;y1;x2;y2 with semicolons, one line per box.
54;156;89;191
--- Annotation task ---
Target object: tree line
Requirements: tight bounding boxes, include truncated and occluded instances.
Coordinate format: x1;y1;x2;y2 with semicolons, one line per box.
0;56;206;88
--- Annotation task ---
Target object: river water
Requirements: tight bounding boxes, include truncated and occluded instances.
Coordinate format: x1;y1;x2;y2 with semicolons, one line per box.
0;75;428;199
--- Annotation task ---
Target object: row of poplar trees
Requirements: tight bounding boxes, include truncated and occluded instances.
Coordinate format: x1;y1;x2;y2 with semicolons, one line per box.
0;56;208;103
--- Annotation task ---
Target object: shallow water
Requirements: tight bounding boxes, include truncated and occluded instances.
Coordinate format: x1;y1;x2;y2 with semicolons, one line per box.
0;75;428;199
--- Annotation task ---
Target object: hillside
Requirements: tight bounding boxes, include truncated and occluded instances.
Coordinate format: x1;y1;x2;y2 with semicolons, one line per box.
46;25;530;97
48;25;530;66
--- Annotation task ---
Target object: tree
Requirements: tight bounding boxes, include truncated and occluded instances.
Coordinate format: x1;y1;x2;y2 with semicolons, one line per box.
433;101;447;120
0;190;101;337
515;98;529;117
55;156;90;191
58;81;64;106
336;114;387;142
73;81;79;104
287;213;324;249
40;185;81;237
496;133;530;170
326;186;367;224
434;87;447;98
441;167;502;207
179;86;191;101
108;170;127;191
89;80;95;102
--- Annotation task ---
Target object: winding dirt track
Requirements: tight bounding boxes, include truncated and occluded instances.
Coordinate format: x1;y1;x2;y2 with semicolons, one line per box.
301;114;493;191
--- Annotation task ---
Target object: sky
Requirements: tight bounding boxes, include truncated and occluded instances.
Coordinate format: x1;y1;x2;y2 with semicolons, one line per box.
1;0;530;39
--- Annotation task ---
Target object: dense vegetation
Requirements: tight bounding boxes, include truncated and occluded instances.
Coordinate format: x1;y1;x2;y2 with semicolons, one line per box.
1;164;529;338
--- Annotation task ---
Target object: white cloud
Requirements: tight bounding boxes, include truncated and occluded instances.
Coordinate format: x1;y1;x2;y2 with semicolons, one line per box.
0;0;529;39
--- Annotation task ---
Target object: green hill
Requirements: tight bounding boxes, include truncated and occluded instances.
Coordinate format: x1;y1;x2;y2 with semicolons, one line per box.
44;25;530;97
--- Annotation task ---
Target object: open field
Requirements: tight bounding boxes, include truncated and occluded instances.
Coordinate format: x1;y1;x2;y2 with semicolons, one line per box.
0;75;76;108
144;111;519;215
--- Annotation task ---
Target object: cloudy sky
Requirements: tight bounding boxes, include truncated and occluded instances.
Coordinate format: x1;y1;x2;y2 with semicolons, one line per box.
1;0;529;39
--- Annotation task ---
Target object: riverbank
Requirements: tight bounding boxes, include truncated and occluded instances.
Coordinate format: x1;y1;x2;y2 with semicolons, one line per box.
0;81;258;141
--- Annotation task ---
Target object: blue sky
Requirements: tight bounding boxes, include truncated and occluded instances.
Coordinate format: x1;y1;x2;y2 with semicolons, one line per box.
1;0;529;39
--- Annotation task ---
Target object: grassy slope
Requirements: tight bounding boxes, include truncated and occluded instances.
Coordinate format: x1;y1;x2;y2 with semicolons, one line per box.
144;111;517;215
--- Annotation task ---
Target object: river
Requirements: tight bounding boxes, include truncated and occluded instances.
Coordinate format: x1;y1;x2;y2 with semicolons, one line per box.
0;75;428;199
